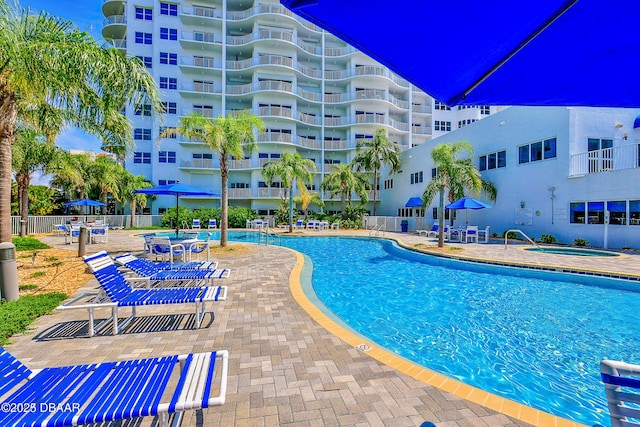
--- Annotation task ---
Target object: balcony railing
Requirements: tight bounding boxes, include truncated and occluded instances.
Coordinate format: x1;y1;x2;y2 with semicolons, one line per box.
103;15;126;26
258;188;285;198
228;188;252;198
229;159;251;169
569;143;640;176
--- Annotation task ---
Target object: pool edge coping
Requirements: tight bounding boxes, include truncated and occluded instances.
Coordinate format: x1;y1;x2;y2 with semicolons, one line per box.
288;245;590;427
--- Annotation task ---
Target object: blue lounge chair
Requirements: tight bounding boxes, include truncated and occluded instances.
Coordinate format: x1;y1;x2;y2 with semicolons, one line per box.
601;359;640;426
0;347;228;427
57;251;227;336
192;218;201;229
208;218;217;229
114;252;231;283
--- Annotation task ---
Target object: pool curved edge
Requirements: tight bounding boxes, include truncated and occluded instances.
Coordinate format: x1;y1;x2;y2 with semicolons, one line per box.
288;250;587;427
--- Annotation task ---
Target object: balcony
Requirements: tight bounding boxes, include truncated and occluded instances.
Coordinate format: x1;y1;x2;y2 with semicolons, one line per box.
180;31;221;51
103;38;126;52
180;5;222;25
180;56;221;73
259;132;293;143
258;106;293;119
258;188;285;198
102;0;125;17
228;188;252;198
229;159;251;169
102;15;126;39
179;82;222;97
180;159;216;169
569;143;640;176
297;136;322;149
324;140;348;150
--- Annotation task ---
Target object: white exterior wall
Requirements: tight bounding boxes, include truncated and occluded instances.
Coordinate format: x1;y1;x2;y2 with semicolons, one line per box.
379;106;640;249
102;0;499;216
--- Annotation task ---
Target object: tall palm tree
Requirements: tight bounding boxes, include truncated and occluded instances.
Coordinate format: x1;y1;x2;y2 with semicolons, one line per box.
120;172;153;228
11;127;64;235
0;5;162;242
171;111;264;246
88;156;123;214
262;152;316;232
353;128;401;215
50;152;91;201
422;141;497;247
321;162;369;215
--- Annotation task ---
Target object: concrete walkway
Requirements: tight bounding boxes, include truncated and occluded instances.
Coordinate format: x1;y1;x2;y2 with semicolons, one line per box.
7;228;633;426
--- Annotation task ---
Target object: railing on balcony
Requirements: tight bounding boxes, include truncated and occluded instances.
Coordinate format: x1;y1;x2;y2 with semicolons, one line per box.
104;39;126;49
103;15;126;26
569;143;639;176
229;159;251;169
258;106;293;118
258;54;293;68
259;132;292;143
226;84;251;95
258;188;285;197
298;112;320;125
257;80;293;92
180;158;215;169
324;140;348;150
228;188;252;198
297;137;322;149
183;56;218;68
181;5;221;19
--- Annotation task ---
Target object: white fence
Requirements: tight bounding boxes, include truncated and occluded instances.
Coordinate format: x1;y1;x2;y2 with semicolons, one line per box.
10;215;164;236
363;216;430;232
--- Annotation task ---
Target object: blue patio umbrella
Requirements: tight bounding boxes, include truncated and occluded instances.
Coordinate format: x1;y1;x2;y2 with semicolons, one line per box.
64;199;107;214
405;197;423;208
134;183;219;236
445;196;492;226
282;0;640;107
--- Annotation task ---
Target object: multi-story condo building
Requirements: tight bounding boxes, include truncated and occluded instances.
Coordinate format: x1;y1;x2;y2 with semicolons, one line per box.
102;0;499;216
379;106;640;249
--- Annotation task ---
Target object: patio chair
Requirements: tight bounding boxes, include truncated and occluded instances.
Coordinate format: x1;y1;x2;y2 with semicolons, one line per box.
208;218;217;229
477;226;491;243
465;225;479;243
417;223;438;237
114;253;220;272
187;233;215;262
330;221;340;230
0;347;228;427
293;219;304;230
57;251;227;336
192;218;201;229
89;223;109;243
601;359;640;426
150;236;187;263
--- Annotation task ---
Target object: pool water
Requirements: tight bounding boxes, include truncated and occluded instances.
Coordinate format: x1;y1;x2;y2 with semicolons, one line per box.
525;247;620;257
151;231;635;426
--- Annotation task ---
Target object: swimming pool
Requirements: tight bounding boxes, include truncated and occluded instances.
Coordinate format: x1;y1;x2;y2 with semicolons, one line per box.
278;236;638;427
149;231;633;426
525;247;620;257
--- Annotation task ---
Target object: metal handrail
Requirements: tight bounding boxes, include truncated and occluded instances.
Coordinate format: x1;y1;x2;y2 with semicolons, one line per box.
368;224;385;237
257;227;282;245
504;229;539;249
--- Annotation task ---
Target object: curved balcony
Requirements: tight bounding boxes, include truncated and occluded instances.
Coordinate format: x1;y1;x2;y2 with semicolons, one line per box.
258;132;293;144
102;0;125;17
324;66;411;88
297;136;322;149
102;15;126;39
180;56;222;73
103;38;127;52
180;31;222;51
180;5;222;25
179;82;222;98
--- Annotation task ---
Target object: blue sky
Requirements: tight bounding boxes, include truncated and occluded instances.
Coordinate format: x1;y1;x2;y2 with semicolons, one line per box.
19;0;108;154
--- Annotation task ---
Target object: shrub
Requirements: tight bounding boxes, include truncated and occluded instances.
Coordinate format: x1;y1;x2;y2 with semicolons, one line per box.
574;238;589;247
227;206;257;228
12;237;49;251
503;230;518;240
539;234;557;244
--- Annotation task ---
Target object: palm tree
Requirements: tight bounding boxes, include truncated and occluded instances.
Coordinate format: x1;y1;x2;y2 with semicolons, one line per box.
262;152;316;232
88;156;123;214
0;5;162;242
353;128;401;215
50;152;91;201
11;127;64;235
422;141;497;247
171;111;264;246
321;162;369;216
120;172;153;228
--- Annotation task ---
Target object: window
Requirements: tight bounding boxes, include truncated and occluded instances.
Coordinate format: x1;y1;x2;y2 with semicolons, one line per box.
608;201;627;225
479;150;506;171
135;32;152;45
194;56;215;68
136;56;152;68
519;137;556;164
160;52;177;65
159;77;177;90
458;119;477;128
159;180;177;185
160;2;178;16
570;202;585;224
158;151;176;163
588;137;613;172
410;171;423;184
133;128;151;140
384;179;393;190
162;102;177;114
431;168;437;178
434;101;450;111
479;105;490;115
135;7;153;20
630;200;640;225
159;126;176;139
133;152;151;164
587;201;604;224
193;105;214;117
434;120;451;131
160;28;178;41
134;104;151;116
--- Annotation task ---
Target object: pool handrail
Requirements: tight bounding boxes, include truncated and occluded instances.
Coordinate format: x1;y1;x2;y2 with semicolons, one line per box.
504;229;539;249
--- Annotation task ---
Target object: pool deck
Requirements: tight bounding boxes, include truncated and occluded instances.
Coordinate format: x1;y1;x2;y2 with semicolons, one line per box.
6;228;632;427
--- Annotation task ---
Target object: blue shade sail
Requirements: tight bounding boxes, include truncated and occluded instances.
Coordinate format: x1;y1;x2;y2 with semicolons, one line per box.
282;0;640;107
405;197;423;208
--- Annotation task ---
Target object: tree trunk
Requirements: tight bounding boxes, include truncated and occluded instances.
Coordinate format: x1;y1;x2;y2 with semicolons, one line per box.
0;92;18;243
17;172;29;237
288;186;293;233
438;187;445;248
220;157;229;247
372;169;378;216
129;201;137;228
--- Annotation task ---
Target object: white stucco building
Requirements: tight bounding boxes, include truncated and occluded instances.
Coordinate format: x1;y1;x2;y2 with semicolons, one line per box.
379;106;640;249
101;0;499;216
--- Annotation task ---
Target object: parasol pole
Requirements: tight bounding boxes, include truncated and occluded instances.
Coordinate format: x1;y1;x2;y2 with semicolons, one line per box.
175;193;180;237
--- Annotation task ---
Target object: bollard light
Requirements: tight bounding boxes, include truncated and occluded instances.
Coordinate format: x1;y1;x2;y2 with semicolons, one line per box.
0;242;19;301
